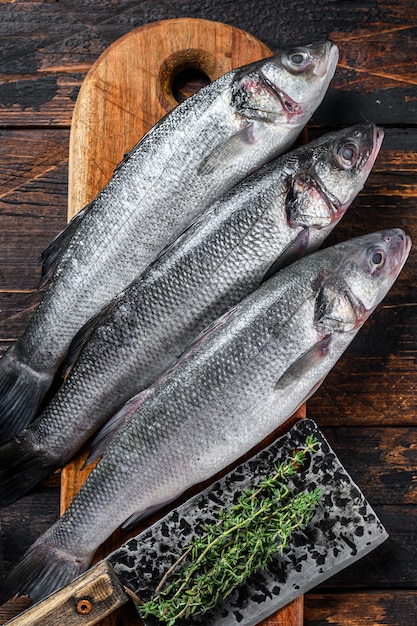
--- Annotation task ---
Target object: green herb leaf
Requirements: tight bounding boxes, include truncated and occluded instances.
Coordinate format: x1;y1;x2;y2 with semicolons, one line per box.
139;437;321;623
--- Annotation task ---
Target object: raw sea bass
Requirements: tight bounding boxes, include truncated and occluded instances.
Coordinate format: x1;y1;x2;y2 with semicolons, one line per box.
0;41;338;443
0;229;410;605
0;123;384;506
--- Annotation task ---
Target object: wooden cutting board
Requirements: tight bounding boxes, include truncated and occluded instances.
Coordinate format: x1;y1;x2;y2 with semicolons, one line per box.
64;17;305;626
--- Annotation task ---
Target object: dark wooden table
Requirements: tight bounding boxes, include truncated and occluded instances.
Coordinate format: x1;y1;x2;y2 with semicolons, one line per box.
0;1;417;625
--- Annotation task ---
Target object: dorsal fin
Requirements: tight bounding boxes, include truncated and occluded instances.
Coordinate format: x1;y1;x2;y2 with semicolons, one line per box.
38;202;91;288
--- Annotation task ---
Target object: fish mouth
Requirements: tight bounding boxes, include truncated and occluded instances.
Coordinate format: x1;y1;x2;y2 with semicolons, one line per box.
404;232;413;256
364;124;385;173
374;124;385;152
361;229;412;319
288;41;339;121
386;228;412;276
313;41;339;78
256;41;339;122
259;71;303;117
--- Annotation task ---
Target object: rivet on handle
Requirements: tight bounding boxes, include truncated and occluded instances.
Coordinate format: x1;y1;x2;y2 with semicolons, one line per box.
76;599;93;615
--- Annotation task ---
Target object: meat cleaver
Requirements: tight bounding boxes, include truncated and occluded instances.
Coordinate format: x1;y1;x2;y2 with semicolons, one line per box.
3;419;388;626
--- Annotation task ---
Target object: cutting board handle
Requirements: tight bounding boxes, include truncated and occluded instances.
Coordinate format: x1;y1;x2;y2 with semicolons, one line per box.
67;17;275;218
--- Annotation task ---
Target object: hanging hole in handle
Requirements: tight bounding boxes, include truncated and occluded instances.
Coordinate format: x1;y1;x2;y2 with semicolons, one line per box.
159;49;217;111
172;67;211;103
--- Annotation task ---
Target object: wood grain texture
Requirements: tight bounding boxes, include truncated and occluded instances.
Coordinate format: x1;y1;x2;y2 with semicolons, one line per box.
1;2;417;626
68;17;273;216
1;562;128;626
0;129;69;291
1;1;416;127
63;17;303;626
305;590;417;625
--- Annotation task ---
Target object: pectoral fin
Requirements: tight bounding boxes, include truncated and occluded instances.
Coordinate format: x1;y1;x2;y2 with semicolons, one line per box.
121;494;181;529
275;334;332;390
85;387;155;466
179;305;240;361
262;229;310;282
61;296;121;381
198;124;255;176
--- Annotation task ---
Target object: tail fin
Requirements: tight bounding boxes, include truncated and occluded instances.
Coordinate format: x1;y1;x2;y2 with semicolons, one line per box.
0;347;53;444
0;436;60;507
0;533;91;605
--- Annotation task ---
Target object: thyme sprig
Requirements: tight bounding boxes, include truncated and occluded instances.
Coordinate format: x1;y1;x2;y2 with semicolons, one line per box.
139;435;321;625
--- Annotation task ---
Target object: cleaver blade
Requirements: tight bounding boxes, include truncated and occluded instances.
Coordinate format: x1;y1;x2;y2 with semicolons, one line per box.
3;419;388;626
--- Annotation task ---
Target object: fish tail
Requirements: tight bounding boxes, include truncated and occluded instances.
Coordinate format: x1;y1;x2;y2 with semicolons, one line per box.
0;533;91;605
0;436;59;507
0;346;53;444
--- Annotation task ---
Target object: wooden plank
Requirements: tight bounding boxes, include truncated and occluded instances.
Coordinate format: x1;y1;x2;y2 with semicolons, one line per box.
0;291;44;351
67;17;274;216
0;129;69;291
0;6;416;626
305;590;417;625
319;428;417;506
1;2;417;126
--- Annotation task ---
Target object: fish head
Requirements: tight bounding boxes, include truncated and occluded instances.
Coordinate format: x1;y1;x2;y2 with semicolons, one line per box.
314;229;411;334
284;123;384;239
231;41;338;127
306;123;384;219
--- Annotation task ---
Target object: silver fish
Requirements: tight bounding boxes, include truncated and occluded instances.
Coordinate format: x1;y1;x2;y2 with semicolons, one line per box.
0;123;384;506
0;228;410;605
0;42;338;443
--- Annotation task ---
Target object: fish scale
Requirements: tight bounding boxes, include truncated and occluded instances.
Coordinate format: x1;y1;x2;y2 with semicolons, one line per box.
0;229;408;607
0;41;339;443
0;420;389;626
0;123;384;506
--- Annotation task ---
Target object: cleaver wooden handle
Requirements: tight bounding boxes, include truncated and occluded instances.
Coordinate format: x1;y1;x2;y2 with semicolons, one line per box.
3;560;302;625
3;562;128;626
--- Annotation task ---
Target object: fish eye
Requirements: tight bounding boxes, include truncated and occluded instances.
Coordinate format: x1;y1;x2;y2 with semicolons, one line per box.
373;251;383;265
367;246;386;274
283;49;311;72
337;142;359;169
